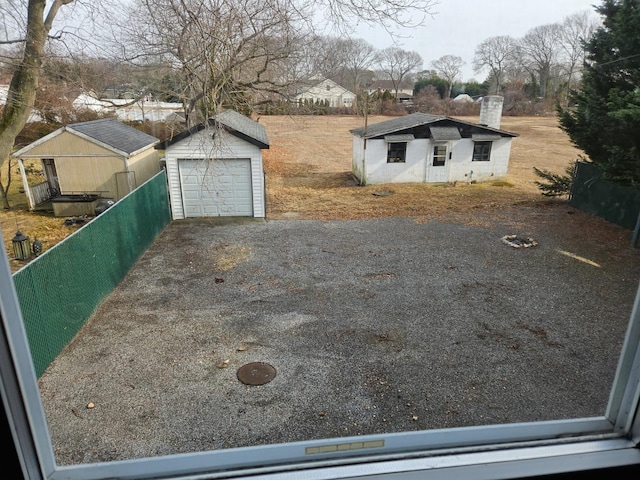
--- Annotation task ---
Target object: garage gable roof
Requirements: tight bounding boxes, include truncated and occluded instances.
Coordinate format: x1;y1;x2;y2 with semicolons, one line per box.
12;118;159;158
350;112;517;139
157;109;269;150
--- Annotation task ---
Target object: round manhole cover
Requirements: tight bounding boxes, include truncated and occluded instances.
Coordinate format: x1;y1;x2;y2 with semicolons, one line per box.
237;362;276;386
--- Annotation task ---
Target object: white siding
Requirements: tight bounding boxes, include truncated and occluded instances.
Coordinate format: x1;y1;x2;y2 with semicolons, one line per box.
448;138;512;182
352;137;366;184
165;129;265;219
357;136;513;185
362;139;428;184
296;79;356;108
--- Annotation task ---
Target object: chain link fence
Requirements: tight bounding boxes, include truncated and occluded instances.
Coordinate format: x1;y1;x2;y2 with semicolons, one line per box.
13;171;171;377
570;161;640;231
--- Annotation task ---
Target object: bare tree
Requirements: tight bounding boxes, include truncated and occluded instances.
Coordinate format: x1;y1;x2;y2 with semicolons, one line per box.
558;10;599;103
342;38;376;111
430;55;465;99
473;36;517;95
321;0;437;34
0;0;75;170
0;0;438;170
517;23;563;98
120;0;311;125
375;47;423;100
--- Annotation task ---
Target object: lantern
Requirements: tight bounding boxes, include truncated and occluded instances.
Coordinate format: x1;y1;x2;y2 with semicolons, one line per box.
12;231;31;261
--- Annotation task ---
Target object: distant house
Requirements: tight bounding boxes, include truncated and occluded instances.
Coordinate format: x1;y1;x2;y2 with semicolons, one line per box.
453;93;475;103
72;93;184;123
350;96;517;185
158;110;268;219
295;79;356;108
12;118;160;213
368;80;415;103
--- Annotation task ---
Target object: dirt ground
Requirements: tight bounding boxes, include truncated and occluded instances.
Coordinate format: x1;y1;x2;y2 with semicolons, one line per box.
0;114;590;273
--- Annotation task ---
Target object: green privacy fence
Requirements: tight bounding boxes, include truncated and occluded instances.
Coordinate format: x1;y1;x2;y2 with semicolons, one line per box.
570;161;640;231
13;171;171;377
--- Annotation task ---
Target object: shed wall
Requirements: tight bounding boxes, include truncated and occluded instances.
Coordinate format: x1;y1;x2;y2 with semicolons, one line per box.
54;155;124;198
448;138;512;182
359;137;513;184
362;139;428;184
128;148;161;190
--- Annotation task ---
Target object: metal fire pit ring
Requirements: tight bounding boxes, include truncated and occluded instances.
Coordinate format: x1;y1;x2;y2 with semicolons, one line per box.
237;362;277;386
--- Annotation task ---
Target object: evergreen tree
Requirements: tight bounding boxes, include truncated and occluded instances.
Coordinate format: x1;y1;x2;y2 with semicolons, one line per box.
558;0;640;187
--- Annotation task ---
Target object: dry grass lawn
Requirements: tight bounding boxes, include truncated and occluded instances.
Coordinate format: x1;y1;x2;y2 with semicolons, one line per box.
2;114;581;272
260;115;581;221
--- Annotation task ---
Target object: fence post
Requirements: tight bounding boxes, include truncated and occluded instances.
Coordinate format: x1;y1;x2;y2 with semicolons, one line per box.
633;212;640;248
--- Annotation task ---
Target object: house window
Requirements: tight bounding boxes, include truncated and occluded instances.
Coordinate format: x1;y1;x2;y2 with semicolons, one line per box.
387;142;407;163
473;141;492;161
433;145;447;166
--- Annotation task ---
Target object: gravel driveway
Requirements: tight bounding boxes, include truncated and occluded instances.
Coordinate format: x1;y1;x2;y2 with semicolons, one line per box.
38;206;640;465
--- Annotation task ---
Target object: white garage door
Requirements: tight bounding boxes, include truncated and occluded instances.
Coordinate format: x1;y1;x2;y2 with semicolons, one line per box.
179;159;253;217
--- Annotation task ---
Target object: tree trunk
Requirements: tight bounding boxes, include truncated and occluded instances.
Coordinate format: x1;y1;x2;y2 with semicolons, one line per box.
0;181;10;210
0;1;52;170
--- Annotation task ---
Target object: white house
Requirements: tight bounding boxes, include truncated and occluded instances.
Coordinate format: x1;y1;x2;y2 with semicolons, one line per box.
295;78;356;108
72;93;184;123
351;96;517;185
158;110;268;219
368;80;415;103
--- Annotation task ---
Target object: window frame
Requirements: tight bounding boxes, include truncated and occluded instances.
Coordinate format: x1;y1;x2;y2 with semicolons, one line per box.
472;141;492;162
387;141;407;163
433;144;447;167
1;232;639;480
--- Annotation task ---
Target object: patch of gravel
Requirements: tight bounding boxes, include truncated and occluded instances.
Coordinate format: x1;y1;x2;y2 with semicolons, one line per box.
37;208;640;465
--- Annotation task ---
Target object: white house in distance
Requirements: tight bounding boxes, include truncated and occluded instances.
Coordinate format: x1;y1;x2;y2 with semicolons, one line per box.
295;78;356;108
350;96;517;185
368;80;415;103
73;93;184;123
158;109;268;219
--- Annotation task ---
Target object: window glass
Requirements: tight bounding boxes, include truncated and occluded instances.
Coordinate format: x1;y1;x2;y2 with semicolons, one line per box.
387;142;407;163
433;145;447;166
473;141;492;161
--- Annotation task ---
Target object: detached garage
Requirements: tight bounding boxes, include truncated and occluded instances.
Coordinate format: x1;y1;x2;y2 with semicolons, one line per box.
158;110;269;219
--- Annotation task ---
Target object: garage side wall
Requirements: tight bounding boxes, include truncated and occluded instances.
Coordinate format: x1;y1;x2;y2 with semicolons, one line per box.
165;129;265;219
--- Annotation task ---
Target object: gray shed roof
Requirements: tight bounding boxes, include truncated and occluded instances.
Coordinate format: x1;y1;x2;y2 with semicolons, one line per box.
215;109;269;148
12;117;159;158
350;112;517;139
68;118;159;155
430;126;462;141
158;109;269;150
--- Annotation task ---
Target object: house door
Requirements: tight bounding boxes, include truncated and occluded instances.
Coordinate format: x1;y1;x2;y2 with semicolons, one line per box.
42;159;60;195
426;144;449;183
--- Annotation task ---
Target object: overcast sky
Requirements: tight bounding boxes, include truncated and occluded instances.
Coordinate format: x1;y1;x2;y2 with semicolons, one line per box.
355;0;601;81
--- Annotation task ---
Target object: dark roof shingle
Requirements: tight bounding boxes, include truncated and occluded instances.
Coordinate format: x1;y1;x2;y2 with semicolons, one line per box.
350;113;517;139
157;110;269;149
69;118;159;154
215;110;269;148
